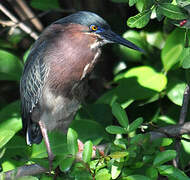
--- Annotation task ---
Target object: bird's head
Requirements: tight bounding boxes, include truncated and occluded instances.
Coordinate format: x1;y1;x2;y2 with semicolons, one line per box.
53;11;144;52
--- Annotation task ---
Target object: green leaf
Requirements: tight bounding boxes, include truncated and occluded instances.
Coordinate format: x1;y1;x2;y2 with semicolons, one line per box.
31;131;68;158
95;169;111;180
157;3;188;20
161;29;185;71
152;137;173;147
129;0;137;7
30;0;60;10
67;128;78;156
77;103;113;127
158;165;189;180
112;102;129;128
162;45;183;71
23;48;31;63
109;151;129;159
0;130;15;148
127;9;151;28
153;150;177;166
82;141;93;163
0;50;23;81
0;101;21;134
59;156;75;172
146;31;165;49
115;66;167;92
0;101;22;149
128;117;143;132
111;161;123;179
121;175;151;180
167;78;186;106
106;125;127;134
146;167;158;180
182;47;190;69
70;119;109;145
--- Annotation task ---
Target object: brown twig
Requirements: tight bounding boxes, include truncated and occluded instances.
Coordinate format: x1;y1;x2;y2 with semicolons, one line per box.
0;3;39;39
173;84;190;167
15;0;44;31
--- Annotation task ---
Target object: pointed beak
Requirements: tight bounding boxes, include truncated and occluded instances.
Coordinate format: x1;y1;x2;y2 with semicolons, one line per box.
99;30;144;53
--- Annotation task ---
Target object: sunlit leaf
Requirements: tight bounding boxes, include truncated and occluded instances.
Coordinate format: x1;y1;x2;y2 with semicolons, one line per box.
115;66;167;92
157;3;188;20
95;168;111;180
67;128;78;156
82;140;93;163
127;10;151;28
167;78;186;106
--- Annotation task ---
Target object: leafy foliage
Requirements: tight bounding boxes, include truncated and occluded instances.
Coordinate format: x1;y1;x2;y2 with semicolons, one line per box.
1;0;190;179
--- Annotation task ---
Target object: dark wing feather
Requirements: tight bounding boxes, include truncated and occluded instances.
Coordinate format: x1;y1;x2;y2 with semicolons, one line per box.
20;40;48;145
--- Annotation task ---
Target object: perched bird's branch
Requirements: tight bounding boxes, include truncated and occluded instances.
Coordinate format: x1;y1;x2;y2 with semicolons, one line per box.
173;84;190;167
2;122;190;179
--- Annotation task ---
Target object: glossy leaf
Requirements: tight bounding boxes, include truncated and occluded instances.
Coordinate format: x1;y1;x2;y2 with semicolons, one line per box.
0;130;15;149
95;168;111;180
0;50;23;81
0;101;22;138
167;78;186;106
109;151;129;159
157;3;188;20
161;29;186;71
112;102;129;128
111;161;123;179
153;150;176;166
127;10;151;28
115;66;167;92
106;125;127;134
67;128;78;156
59;156;75;172
158;165;189;180
82;140;93;163
128;117;143;132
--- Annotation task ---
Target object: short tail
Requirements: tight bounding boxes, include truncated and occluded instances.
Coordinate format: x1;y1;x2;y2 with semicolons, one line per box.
26;122;43;145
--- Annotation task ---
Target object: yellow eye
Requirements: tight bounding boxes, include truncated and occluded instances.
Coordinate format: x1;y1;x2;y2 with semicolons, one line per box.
90;25;98;31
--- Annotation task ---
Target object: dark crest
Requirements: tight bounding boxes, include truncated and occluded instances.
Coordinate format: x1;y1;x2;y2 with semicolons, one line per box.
54;11;110;30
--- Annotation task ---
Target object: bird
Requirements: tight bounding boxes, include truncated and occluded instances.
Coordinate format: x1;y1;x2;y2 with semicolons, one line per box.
20;11;143;169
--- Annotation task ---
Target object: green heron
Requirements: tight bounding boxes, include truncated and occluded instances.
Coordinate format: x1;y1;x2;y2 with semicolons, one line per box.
20;11;143;169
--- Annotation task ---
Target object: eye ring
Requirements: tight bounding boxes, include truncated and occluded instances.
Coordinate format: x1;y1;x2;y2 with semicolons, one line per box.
90;25;98;31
